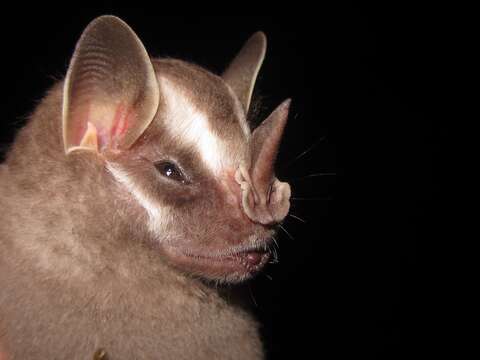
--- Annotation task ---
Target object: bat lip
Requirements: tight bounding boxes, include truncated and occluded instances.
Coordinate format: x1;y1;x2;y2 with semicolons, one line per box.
162;240;273;281
184;247;270;268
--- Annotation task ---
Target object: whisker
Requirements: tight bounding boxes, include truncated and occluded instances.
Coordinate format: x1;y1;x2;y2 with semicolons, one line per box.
272;235;280;249
289;213;307;223
271;246;279;263
269;247;279;264
289;172;336;182
291;196;332;201
248;284;258;307
279;224;295;241
282;136;326;169
262;241;268;252
264;274;273;281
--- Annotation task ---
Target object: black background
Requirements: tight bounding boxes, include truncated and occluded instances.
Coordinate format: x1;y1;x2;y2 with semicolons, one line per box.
1;6;441;359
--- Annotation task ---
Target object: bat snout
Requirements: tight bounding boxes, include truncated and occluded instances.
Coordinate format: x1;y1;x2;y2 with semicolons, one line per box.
221;168;291;227
234;165;291;226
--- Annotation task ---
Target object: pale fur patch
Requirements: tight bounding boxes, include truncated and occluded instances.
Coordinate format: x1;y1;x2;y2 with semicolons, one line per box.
159;77;229;173
107;163;169;236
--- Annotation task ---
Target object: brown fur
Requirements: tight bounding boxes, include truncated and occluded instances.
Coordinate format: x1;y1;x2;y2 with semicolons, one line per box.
0;16;290;359
152;58;248;153
0;82;263;359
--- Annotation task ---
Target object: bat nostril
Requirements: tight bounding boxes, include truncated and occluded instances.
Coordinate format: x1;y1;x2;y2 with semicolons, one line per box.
235;163;292;226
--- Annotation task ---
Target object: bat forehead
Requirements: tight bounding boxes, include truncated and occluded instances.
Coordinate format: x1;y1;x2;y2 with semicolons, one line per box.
152;59;250;174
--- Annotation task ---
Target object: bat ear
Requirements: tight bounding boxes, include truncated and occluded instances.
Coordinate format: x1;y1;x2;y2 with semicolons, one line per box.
62;15;159;154
222;31;266;114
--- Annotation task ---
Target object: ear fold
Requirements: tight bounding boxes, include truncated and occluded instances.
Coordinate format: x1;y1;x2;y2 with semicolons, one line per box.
222;32;266;114
62;15;159;154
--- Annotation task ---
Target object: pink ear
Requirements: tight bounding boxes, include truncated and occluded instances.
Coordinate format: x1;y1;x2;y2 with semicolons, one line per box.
222;32;267;114
62;16;159;154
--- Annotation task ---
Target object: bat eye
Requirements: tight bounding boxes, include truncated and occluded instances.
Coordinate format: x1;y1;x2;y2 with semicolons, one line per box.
154;160;186;183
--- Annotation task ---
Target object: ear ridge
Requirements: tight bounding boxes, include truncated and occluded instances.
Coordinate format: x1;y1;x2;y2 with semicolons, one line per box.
63;15;159;154
222;31;267;114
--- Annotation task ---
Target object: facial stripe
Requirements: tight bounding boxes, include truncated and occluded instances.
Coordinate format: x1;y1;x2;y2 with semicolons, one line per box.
107;163;169;236
159;77;229;174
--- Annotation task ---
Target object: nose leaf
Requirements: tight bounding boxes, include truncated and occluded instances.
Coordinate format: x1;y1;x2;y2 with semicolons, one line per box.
269;179;291;223
235;99;291;225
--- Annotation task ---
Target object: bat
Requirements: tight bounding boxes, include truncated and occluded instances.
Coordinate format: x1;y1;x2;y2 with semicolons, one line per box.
0;15;291;359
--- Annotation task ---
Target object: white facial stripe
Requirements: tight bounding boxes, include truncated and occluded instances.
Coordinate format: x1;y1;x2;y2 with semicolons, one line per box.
160;77;228;173
107;163;168;236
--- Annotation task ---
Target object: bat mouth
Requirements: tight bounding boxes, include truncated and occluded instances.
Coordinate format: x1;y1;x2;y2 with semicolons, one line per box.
162;241;272;282
185;248;271;271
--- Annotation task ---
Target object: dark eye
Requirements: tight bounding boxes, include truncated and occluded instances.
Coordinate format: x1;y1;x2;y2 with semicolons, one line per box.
154;161;186;183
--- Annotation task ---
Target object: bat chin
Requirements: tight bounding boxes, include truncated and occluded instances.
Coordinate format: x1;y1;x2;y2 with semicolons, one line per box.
162;241;272;283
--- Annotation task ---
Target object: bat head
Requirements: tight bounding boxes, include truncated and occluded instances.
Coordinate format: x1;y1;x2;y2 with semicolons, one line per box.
62;16;291;283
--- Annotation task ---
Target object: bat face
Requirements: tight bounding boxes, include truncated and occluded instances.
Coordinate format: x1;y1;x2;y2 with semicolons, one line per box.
61;16;292;283
105;60;280;283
